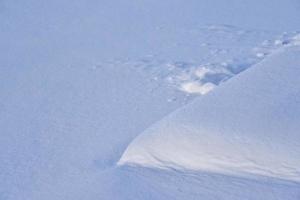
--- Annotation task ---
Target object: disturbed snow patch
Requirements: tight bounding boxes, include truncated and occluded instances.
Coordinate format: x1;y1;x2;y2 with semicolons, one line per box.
96;26;300;96
166;31;300;94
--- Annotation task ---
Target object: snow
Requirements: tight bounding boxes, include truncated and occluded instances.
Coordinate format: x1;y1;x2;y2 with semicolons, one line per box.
180;81;216;94
119;45;300;183
1;0;300;199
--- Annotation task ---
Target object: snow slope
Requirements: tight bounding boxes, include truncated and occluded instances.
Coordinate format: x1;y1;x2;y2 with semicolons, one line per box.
119;44;300;183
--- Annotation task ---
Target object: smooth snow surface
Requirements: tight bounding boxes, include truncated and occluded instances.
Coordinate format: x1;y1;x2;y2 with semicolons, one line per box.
1;0;300;199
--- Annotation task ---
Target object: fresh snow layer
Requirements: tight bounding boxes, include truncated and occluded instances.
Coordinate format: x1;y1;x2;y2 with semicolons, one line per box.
1;0;300;199
119;45;300;182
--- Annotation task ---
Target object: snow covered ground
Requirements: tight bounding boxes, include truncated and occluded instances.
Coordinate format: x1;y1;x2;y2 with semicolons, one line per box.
1;0;300;199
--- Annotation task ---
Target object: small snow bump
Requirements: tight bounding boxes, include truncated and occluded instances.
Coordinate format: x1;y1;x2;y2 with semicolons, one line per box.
291;34;300;46
256;53;266;58
167;97;177;102
274;39;290;46
194;67;211;79
180;82;216;95
152;76;159;81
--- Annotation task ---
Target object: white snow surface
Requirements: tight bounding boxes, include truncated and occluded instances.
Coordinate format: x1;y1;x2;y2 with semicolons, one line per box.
1;0;300;199
119;45;300;182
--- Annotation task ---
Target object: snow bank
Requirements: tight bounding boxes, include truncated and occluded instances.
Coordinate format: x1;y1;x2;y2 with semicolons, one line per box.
119;45;300;182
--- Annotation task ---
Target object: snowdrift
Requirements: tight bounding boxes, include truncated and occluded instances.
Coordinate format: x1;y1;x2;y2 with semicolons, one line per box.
119;45;300;182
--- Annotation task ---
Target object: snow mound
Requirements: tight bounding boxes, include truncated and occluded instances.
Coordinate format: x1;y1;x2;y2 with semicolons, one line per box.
119;45;300;182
